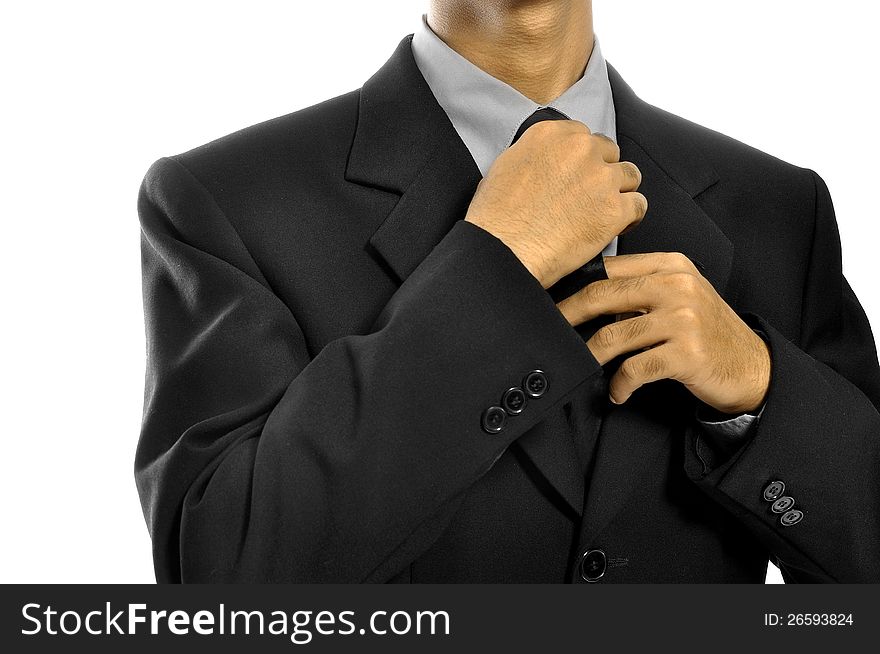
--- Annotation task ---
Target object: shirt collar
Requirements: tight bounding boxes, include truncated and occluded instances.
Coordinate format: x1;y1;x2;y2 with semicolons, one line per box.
411;14;617;177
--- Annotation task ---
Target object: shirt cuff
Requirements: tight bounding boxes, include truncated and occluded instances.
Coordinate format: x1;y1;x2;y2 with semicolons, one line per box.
694;404;765;470
693;326;770;469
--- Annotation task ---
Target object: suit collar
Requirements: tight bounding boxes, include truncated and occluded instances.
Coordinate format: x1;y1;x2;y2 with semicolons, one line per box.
346;36;459;195
347;41;721;198
346;37;735;520
348;40;732;291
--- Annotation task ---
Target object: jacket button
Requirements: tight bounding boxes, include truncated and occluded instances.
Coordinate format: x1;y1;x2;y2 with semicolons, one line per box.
523;370;549;398
780;509;804;527
502;387;527;415
481;406;507;434
771;496;795;514
763;480;785;502
580;549;607;582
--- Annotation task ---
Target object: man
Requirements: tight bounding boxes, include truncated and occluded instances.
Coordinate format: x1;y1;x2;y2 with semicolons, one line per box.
136;0;880;583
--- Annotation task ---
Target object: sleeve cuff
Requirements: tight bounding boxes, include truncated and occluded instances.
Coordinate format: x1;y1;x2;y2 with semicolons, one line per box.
691;325;770;469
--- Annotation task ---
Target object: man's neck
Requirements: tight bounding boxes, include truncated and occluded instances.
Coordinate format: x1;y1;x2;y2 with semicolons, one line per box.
427;0;594;105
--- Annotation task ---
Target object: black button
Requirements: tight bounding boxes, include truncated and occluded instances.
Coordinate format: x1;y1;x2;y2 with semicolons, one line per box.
501;387;527;415
763;480;785;502
771;496;795;514
580;549;607;582
780;509;804;527
523;370;548;398
481;406;507;434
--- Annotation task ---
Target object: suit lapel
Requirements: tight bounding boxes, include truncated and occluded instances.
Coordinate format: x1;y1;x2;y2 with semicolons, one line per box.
346;37;587;517
609;64;733;292
347;37;482;283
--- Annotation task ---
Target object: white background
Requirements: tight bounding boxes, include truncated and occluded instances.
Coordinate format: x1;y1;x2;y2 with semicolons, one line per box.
2;1;877;584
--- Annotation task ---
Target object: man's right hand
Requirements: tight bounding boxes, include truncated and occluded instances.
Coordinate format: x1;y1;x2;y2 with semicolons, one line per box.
464;120;646;288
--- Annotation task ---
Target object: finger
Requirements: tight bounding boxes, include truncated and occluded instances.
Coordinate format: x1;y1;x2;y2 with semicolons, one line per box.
586;313;668;366
609;343;678;404
613;161;642;192
558;275;658;326
618;191;647;233
591;132;620;163
603;251;698;280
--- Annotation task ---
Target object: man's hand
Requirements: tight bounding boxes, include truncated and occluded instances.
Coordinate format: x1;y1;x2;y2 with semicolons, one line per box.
465;120;646;288
558;252;771;414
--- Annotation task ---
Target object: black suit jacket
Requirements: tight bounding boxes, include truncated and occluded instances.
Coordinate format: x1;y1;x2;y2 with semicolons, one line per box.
136;36;880;583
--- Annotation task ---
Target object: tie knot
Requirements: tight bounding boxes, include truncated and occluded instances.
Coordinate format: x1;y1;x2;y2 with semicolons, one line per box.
512;107;568;144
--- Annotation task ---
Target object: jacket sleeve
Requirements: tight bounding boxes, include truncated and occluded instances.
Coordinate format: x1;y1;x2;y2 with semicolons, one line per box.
684;170;880;582
135;156;601;583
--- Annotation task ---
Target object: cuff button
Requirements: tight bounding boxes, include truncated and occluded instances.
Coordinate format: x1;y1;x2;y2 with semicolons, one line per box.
771;496;795;514
502;387;527;415
524;370;549;398
481;406;507;434
780;509;804;527
763;480;785;502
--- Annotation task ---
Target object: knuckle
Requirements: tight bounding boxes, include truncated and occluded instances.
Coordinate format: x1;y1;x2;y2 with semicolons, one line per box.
590;133;619;154
668;272;698;292
566;132;591;155
602;194;623;220
681;338;704;360
664;251;686;266
579;285;598;307
619;358;639;381
572;120;592;135
568;128;590;143
666;251;696;271
673;305;699;326
531;120;556;135
642;353;666;378
593;325;618;350
619;275;647;294
598;164;617;185
623;161;642;184
632;192;648;218
585;280;609;304
622;315;650;340
609;143;622;162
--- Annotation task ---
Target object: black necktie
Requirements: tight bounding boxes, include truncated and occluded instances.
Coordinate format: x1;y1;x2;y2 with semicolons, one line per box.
511;108;613;340
511;107;570;144
510;109;614;482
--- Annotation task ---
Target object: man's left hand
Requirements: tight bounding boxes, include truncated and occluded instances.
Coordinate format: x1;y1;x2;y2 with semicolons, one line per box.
557;252;770;414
